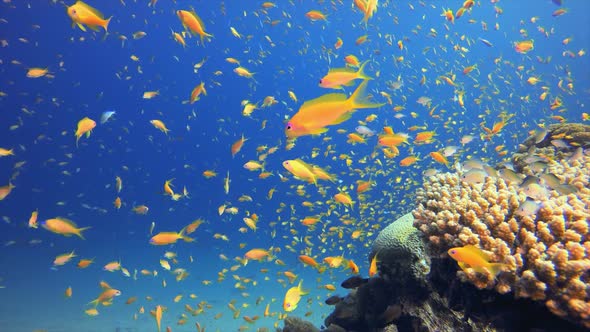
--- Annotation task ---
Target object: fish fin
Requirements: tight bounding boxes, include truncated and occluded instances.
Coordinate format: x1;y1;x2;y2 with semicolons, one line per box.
327;67;357;74
308;127;329;136
331;111;353;125
348;80;385;110
178;227;195;243
76;226;92;240
457;261;469;272
297;280;309;295
76;23;87;32
356;60;373;80
300;93;347;110
87;24;100;32
76;1;105;19
464;245;491;261
103;16;112;32
487;263;507;278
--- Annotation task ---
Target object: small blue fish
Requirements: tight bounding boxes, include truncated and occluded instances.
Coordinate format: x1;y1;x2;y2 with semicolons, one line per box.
100;110;116;124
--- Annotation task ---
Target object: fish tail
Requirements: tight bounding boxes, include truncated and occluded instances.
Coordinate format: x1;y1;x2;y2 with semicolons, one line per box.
88;298;99;308
104;16;112;32
179;227;195;243
298;280;309;295
488;263;507;278
76;226;92;240
356;60;372;80
348;80;385;110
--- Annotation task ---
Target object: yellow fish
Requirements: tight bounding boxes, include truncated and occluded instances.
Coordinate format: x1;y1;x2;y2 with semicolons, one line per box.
319;60;372;89
42;217;91;239
282;159;317;185
67;1;112;32
283;280;308;312
75;117;96;147
448;245;508;278
285;80;384;138
149;228;194;245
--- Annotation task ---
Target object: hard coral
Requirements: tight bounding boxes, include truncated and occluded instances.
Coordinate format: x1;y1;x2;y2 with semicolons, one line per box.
413;148;590;327
370;213;430;284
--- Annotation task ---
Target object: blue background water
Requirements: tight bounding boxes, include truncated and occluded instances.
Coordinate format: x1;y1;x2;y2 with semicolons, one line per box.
0;0;589;331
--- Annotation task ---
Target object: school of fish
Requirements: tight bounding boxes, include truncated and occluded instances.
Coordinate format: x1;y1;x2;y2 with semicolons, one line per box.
0;0;588;331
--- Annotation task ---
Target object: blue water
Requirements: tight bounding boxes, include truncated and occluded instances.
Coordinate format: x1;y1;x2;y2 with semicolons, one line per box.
0;1;589;331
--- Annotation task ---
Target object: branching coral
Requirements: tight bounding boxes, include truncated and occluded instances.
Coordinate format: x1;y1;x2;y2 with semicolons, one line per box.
413;147;590;327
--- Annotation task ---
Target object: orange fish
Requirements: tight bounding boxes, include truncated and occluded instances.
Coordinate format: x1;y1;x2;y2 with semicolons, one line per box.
377;134;408;148
282;159;317;185
77;258;94;268
75;117;96;147
113;197;122;209
299;255;320;269
0;182;14;201
132;205;149;214
155;305;162;332
369;253;378;277
334;37;343;49
26;67;49;78
285;80;384;138
430;151;449;166
448;245;508;278
231;134;247;157
344;55;360;67
305;10;327;21
190;82;207;104
514;40;534;54
202;170;217;178
28;210;39;228
334;192;354;209
399;156;418;167
150;119;170;135
348;260;360;274
67;1;112;32
172;30;186;47
42;217;90;239
244;248;271;261
149;228;194;245
441;8;454;23
177;10;213;45
319;61;372;89
356;180;373;194
89;286;121;307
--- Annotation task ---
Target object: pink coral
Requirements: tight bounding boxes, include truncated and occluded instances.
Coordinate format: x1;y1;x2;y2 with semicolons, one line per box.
414;150;590;327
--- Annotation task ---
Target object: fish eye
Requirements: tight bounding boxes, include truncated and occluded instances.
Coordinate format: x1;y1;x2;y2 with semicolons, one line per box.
450;250;456;254
286;125;291;130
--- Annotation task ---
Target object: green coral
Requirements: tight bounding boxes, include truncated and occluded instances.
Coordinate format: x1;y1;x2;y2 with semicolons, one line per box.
370;213;430;283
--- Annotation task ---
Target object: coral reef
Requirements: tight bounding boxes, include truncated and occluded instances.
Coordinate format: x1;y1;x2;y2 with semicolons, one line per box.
413;142;590;327
370;213;430;286
520;123;590;150
281;316;320;332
